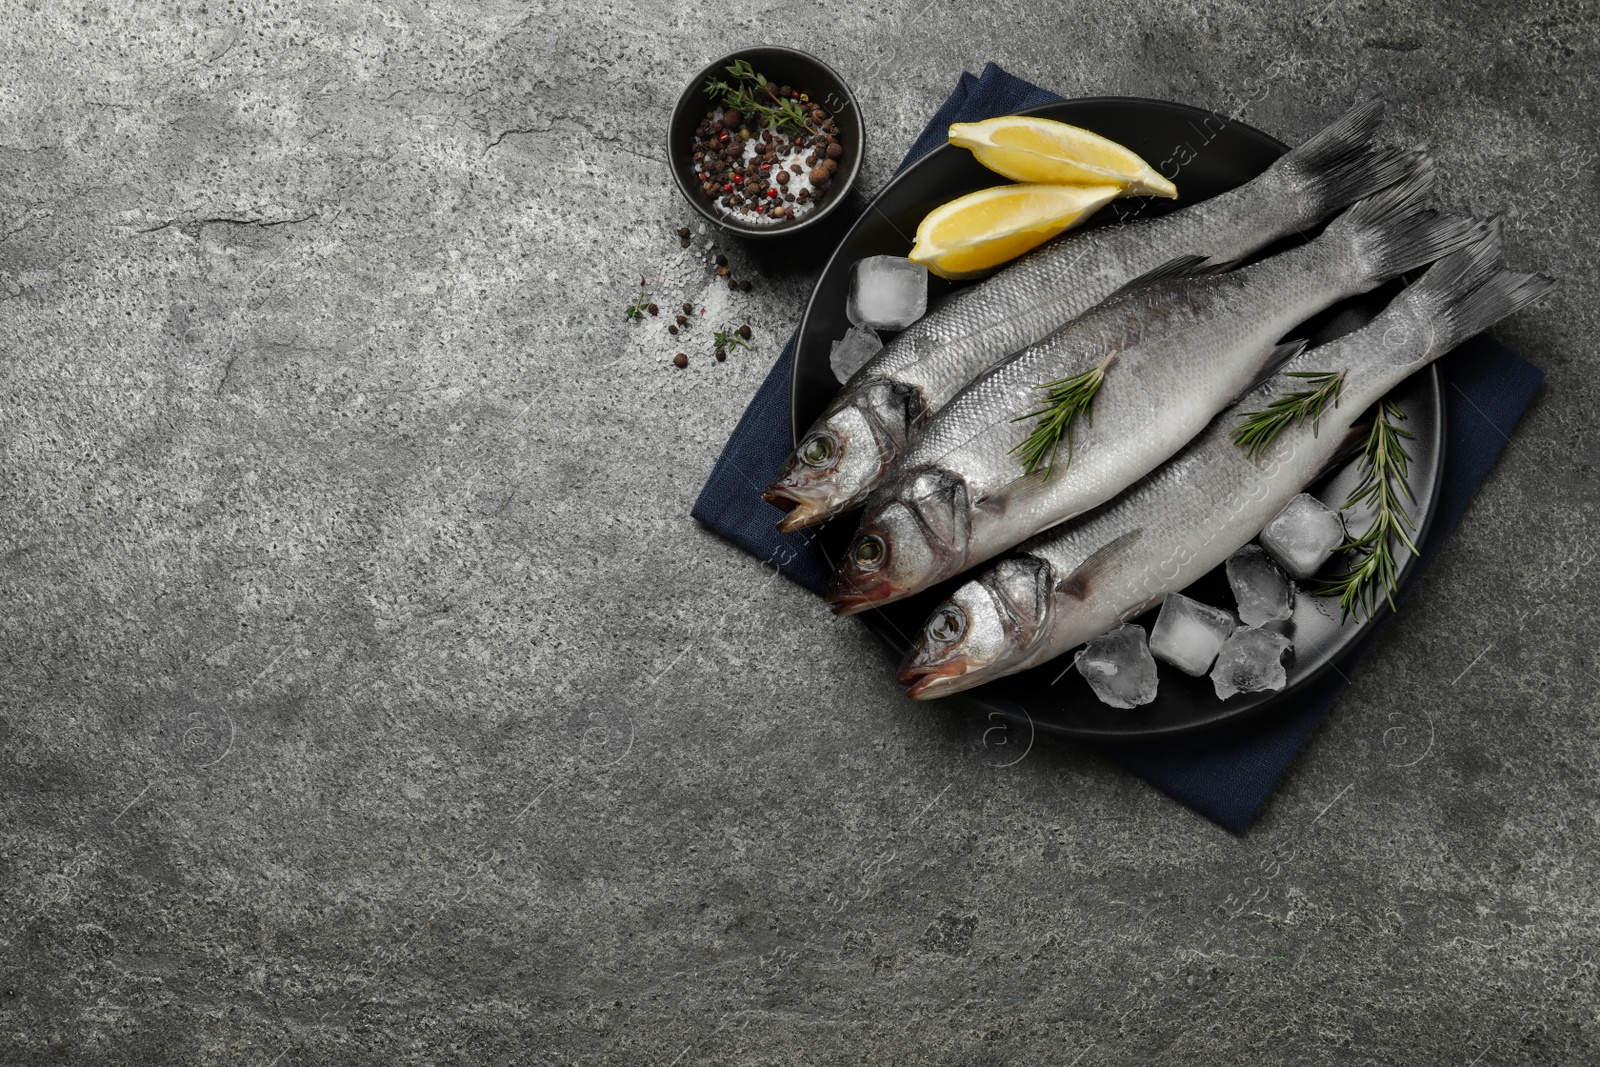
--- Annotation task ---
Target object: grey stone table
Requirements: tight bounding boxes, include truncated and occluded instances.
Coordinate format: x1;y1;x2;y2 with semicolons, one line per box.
2;2;1596;1063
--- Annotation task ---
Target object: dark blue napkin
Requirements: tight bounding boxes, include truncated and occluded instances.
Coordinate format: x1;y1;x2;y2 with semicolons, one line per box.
691;63;1545;832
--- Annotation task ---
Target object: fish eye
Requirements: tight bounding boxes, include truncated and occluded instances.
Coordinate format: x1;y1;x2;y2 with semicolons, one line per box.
929;609;964;642
801;434;835;467
852;534;885;568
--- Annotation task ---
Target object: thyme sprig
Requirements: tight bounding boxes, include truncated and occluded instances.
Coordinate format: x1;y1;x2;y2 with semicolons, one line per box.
712;326;750;356
1009;351;1116;476
624;275;653;321
1310;401;1417;622
1231;370;1346;459
703;60;823;137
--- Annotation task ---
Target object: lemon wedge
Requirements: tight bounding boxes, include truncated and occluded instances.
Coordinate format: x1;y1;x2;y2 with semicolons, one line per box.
949;116;1178;199
908;183;1121;280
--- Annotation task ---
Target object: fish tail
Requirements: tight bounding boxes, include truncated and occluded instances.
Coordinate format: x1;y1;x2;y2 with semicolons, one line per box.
1429;265;1558;357
1265;97;1416;219
1374;220;1556;362
1327;159;1480;285
1399;217;1504;313
1439;269;1558;351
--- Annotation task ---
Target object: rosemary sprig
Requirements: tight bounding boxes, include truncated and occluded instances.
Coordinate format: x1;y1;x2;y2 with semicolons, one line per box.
1009;351;1116;476
703;60;822;137
1310;401;1418;621
1231;370;1346;459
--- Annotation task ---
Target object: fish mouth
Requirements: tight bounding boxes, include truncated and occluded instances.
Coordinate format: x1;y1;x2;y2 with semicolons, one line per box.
761;488;800;514
898;658;980;700
825;573;898;616
761;487;832;532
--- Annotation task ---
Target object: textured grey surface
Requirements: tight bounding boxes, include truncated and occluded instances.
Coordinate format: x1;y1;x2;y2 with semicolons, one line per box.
2;1;1597;1064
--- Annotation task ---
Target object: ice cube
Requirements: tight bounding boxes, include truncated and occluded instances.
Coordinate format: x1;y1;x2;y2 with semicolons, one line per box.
1149;592;1236;676
1210;626;1293;700
1226;544;1294;627
847;256;928;331
1073;623;1159;709
1260;492;1346;579
829;324;883;384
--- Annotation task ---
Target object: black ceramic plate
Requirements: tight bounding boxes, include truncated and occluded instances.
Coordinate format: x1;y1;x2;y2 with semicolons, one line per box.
790;98;1444;741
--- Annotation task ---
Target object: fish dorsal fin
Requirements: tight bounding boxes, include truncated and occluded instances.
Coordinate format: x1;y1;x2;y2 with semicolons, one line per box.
1055;528;1143;601
1241;338;1313;397
1103;254;1227;303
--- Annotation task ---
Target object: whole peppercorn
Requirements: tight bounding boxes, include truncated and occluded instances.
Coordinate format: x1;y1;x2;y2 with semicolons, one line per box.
739;280;752;292
823;158;838;175
676;226;691;238
771;205;785;217
721;109;742;129
826;142;843;161
646;303;658;316
673;353;688;368
715;347;727;361
716;266;730;277
737;324;752;340
679;235;691;249
682;302;694;314
667;325;678;335
675;314;688;325
809;165;830;186
715;253;728;267
776;170;789;185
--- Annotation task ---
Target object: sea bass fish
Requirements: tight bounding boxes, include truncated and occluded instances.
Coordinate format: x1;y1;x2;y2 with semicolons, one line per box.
763;98;1411;531
897;231;1553;699
825;162;1477;615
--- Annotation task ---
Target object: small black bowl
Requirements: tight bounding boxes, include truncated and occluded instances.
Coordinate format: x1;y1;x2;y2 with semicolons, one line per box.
667;46;864;240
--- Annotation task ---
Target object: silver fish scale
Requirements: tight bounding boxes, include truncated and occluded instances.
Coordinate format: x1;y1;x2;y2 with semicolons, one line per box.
851;179;1301;417
1008;323;1432;673
885;237;1365;565
895;279;1215;476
